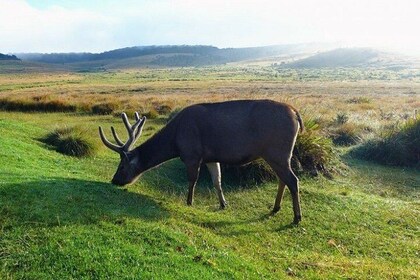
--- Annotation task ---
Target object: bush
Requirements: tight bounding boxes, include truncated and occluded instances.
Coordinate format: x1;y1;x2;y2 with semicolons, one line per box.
331;123;362;146
352;117;420;168
42;126;98;157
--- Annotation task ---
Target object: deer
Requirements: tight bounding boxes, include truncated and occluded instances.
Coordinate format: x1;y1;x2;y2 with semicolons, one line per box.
99;99;304;224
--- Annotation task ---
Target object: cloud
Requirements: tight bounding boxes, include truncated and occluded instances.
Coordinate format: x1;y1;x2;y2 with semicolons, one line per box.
1;0;420;54
0;0;119;53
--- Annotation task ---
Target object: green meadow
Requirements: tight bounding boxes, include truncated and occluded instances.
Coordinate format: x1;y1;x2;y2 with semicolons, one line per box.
0;65;419;279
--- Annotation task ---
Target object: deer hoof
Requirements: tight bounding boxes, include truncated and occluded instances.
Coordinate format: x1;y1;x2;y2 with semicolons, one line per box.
293;215;302;224
272;206;281;214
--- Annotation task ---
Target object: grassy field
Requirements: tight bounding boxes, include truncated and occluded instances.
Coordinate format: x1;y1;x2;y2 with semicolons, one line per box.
0;65;419;279
1;65;419;120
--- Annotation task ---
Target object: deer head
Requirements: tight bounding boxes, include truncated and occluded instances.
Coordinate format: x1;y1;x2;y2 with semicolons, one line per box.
99;112;146;185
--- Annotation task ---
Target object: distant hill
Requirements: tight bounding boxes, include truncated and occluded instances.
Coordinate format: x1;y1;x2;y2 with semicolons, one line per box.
284;48;380;68
13;45;419;70
15;44;329;67
0;60;67;73
0;53;20;60
283;48;420;69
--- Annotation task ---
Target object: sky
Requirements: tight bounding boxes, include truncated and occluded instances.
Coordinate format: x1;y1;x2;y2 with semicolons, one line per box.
1;0;420;54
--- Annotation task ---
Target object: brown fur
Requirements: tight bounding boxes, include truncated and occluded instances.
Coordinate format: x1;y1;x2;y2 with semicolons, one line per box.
100;99;304;224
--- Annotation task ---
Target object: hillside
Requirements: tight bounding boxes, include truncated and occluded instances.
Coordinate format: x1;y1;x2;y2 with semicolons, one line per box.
15;43;330;68
0;53;20;60
284;48;420;69
0;60;66;73
9;45;420;72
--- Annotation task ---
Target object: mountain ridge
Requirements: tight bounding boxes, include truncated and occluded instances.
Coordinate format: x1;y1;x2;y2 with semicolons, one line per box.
14;43;329;65
8;44;419;70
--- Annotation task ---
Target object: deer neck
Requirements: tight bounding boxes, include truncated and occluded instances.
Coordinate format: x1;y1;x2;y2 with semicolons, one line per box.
134;125;178;172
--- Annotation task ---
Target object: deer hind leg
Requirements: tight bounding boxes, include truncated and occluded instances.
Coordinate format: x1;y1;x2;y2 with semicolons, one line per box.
206;162;227;209
266;159;302;224
185;161;201;206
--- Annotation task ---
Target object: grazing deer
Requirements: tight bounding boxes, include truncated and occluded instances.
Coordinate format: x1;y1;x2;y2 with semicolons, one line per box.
99;100;304;224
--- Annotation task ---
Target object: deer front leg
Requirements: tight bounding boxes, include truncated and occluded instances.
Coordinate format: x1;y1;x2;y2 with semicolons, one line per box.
272;180;286;213
206;162;227;209
186;161;201;206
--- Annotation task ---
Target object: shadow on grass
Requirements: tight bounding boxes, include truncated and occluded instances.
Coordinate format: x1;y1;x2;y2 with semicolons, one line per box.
342;154;420;200
188;208;302;236
0;178;169;229
141;159;277;197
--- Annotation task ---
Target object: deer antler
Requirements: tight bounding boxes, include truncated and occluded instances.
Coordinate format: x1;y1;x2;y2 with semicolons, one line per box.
99;112;146;154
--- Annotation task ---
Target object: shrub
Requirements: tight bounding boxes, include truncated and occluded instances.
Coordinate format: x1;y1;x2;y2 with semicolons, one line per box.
352;117;420;168
42;126;98;157
331;123;362;146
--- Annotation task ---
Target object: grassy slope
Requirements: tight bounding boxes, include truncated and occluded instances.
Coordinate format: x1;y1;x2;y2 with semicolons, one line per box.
0;112;419;279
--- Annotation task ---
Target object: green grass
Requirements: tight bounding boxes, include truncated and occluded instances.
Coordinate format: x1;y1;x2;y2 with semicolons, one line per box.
0;112;419;279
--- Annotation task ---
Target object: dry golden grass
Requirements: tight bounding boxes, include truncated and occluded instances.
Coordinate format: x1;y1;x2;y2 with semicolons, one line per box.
0;67;419;128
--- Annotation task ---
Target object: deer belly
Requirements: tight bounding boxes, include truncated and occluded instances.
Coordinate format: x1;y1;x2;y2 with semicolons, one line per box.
202;145;259;165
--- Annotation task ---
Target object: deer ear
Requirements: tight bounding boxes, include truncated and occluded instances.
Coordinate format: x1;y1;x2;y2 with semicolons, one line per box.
130;156;138;165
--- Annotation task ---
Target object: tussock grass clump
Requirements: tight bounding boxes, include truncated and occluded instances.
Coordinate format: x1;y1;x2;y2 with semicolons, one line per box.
91;102;118;115
154;103;174;115
222;160;277;185
352;117;420;168
331;123;363;146
222;117;339;185
144;108;159;119
42;126;98;157
346;97;371;104
292;119;338;177
43;126;74;146
334;112;349;125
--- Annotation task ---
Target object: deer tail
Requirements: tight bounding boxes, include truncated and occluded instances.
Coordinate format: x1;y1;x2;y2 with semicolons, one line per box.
295;110;304;133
